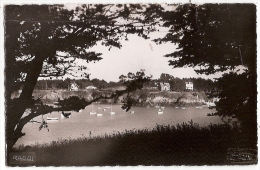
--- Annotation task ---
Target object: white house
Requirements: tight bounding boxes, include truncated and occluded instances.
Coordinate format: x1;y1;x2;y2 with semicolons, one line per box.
160;82;170;91
185;82;193;91
68;82;79;91
86;85;97;90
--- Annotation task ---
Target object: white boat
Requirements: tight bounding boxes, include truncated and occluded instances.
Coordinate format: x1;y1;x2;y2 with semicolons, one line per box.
130;111;135;114
97;113;103;117
90;112;97;115
47;117;59;120
79;109;83;112
89;104;97;115
110;103;116;115
175;106;179;109
181;107;186;110
30;119;41;124
158;109;163;115
195;106;202;109
61;113;66;119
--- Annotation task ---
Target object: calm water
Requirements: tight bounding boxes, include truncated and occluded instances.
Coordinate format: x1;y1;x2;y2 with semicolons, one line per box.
16;104;221;147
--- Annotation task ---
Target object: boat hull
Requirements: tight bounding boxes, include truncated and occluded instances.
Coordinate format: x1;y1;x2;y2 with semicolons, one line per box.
97;113;103;117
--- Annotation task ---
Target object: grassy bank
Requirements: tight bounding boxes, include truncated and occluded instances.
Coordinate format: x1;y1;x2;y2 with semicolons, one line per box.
10;122;257;166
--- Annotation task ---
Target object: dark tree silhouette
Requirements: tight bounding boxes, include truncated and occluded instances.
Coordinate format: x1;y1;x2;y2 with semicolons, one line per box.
5;4;156;150
156;4;256;134
157;4;256;74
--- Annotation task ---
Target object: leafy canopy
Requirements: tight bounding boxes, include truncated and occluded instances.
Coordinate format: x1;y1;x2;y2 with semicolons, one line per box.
156;4;256;74
5;4;160;96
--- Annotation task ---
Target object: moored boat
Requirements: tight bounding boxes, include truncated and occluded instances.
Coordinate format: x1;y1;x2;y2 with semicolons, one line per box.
97;113;103;117
110;103;116;115
47;117;59;120
90;103;97;115
90;112;97;115
158;109;163;115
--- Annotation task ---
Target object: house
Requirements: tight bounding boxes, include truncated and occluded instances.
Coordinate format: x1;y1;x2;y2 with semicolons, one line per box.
185;81;193;91
160;82;170;91
86;85;97;90
68;82;79;91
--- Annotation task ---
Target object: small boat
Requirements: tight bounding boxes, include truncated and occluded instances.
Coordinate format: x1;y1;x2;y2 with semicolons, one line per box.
47;117;59;120
195;106;202;109
61;114;67;119
110;103;116;116
130;111;135;114
79;109;83;112
158;109;163;115
90;104;97;115
175;106;179;109
97;113;103;117
30;120;41;124
181;107;186;110
103;108;106;111
90;112;97;115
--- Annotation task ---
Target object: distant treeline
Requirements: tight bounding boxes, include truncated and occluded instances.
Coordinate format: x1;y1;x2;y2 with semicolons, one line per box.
35;73;216;92
35;78;121;90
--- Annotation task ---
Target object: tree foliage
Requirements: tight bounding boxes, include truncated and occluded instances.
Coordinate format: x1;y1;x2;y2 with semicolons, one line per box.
5;4;157;98
5;3;257;151
156;4;256;133
214;72;256;131
5;4;157;150
157;4;256;74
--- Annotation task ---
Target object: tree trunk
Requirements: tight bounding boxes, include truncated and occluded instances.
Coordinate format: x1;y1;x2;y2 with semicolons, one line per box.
6;57;45;152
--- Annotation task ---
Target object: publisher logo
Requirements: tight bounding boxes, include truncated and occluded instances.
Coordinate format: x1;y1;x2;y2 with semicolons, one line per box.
227;148;257;164
9;152;36;165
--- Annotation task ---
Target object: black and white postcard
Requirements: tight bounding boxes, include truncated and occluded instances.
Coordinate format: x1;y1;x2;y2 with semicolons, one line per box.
1;0;259;168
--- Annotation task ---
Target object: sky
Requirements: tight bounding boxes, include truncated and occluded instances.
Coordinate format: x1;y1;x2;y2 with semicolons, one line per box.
53;4;226;82
79;33;223;82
